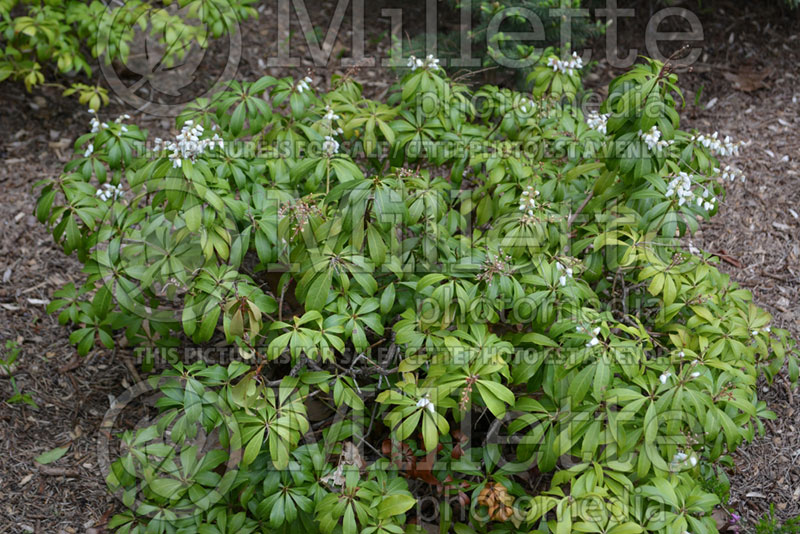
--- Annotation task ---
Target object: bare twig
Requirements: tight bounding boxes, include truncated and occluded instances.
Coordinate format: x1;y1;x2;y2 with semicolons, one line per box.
567;190;594;231
38;466;80;477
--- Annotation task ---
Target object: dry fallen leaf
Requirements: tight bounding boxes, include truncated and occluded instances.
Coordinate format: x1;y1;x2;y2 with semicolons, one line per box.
712;508;728;531
321;441;366;486
721;65;775;93
478;482;515;522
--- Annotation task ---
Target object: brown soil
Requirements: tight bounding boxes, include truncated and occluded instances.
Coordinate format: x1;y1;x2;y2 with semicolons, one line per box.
0;0;798;532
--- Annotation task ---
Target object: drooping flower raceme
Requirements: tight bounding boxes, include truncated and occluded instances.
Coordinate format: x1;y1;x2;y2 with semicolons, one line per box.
424;54;440;70
416;395;435;413
322;135;340;156
670;451;698;471
719;164;746;183
694;131;742;157
164;120;224;168
296;76;313;93
89;109;131;133
665;172;716;210
518;185;540;216
585;327;601;348
323;105;340;123
585;112;610;134
407;55;424;70
114;113;131;133
96;183;124;202
407;54;440;71
89;115;108;134
556;262;573;287
321;104;342;155
639;126;673;152
546;52;584;75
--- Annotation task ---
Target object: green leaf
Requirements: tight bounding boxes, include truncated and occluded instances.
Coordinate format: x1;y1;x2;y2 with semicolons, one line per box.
243;428;265;466
415;273;446;293
378;494;416;519
380;283;395;315
230;102;246;136
475;381;509;418
185;204;202;232
608;523;644;534
149;478;184;498
568;365;595;407
34;446;69;465
521;332;558;347
367;224;386;266
643;401;658;443
305;269;332;311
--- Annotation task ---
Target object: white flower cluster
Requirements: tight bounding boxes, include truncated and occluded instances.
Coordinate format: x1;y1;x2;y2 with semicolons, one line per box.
519;97;532;114
88;109;131;133
585;112;610;134
89;115;107;134
322;135;340;155
416;395;435;413
96;183;124;202
320;104;343;156
579;326;601;348
694;132;742;157
407;54;441;71
752;325;771;337
323;105;340;123
717;164;746;183
546;52;584;75
114;113;131;133
84;144;94;158
518;185;540;216
660;364;702;384
679;352;704;376
556;262;573;287
296;76;313;93
665;172;716;210
157;120;224;169
639;126;673;152
670;451;698;470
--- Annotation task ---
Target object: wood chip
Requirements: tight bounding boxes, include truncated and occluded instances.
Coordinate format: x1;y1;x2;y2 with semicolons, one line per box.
38;466;79;477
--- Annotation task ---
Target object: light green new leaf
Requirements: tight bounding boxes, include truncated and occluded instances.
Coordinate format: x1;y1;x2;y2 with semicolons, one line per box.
34;446;69;465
